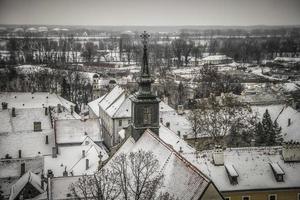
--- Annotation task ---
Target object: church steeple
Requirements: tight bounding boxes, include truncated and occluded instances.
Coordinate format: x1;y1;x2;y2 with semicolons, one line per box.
136;31;155;98
130;31;160;141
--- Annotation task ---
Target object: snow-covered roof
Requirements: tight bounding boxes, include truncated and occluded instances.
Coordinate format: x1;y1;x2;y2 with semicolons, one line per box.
0;92;74;110
55;118;102;144
202;55;232;61
87;95;105;117
0;108;55;158
96;85;176;119
0;108;52;133
106;129;212;199
274;57;300;63
9;171;44;200
44;137;108;177
0;157;43;179
186;147;300;192
238;93;286;105
160;109;191;138
99;85;124;112
281;82;300;92
252;104;300;142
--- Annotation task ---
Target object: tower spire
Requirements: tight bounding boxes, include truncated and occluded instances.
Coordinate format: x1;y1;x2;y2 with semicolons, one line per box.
140;31;150;77
136;31;154;97
130;31;160;141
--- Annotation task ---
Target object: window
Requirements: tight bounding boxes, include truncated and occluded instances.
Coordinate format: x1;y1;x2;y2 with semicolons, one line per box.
242;196;250;200
225;197;231;200
33;122;42;132
143;107;151;125
119;120;122;126
268;194;277;200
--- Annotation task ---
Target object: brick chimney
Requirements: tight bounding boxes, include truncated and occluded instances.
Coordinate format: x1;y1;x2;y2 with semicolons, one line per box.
288;118;291;126
82;150;85;158
45;107;48;116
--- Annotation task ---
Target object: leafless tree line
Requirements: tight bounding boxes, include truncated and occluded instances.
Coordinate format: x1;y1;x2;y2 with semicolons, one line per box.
69;151;177;200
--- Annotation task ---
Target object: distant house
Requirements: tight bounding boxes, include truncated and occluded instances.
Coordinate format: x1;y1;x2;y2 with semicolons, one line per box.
202;55;233;65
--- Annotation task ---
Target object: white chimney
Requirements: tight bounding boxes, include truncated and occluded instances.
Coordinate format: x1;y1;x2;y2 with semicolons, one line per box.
212;146;224;166
282;142;300;162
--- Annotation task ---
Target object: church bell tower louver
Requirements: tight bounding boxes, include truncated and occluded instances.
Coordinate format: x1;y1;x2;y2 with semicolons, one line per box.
130;31;160;141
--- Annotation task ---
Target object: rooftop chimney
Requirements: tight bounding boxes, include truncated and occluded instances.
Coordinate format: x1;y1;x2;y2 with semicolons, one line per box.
288;118;291;126
41;173;45;189
12;107;16;117
166;122;170;128
45;107;48;116
63;167;68;177
212;146;224;166
18;150;22;158
52;147;57;158
70;105;74;114
20;163;25;176
57;104;62;113
2;102;8;110
47;169;54;178
86;159;89;170
282;141;300;162
45;135;49;144
82;150;85;158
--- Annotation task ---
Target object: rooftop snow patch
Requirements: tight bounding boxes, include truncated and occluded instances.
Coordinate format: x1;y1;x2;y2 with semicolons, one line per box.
0;92;74;110
55;118;101;144
44;138;108;177
186;147;300;192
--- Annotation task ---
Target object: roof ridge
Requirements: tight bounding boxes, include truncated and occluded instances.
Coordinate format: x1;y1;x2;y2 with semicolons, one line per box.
104;90;125;112
112;95;129;118
69;145;94;172
145;129;211;182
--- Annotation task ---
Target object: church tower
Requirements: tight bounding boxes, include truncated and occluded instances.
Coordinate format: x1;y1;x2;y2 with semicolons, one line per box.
130;31;160;141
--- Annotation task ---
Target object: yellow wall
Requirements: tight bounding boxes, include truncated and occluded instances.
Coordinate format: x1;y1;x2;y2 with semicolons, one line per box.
223;189;300;200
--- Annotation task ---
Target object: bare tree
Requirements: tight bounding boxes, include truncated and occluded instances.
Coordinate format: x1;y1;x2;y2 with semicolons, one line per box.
188;94;256;146
69;151;176;200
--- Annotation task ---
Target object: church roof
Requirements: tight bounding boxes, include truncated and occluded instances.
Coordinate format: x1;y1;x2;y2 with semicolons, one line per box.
105;129;215;200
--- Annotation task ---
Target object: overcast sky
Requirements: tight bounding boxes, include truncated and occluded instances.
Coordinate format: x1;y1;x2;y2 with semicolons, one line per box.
0;0;299;26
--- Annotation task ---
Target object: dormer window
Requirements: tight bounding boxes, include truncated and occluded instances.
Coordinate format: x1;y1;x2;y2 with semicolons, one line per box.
34;122;42;132
270;163;285;182
225;164;239;185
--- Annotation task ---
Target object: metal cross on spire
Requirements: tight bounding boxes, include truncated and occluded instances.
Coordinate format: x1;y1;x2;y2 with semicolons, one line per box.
140;31;150;76
140;31;150;46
